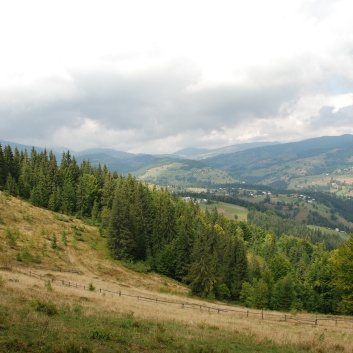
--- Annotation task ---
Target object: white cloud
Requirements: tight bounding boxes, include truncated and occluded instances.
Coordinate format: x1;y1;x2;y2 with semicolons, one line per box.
0;0;353;153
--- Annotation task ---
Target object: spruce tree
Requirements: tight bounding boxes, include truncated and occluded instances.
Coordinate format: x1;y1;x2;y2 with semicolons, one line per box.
18;150;31;198
229;235;248;300
188;223;217;298
108;179;135;261
0;143;5;188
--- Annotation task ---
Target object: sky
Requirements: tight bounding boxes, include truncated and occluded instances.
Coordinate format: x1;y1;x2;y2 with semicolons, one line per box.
1;0;353;154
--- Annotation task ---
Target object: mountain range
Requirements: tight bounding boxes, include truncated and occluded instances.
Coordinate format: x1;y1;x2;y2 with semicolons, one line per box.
2;134;353;189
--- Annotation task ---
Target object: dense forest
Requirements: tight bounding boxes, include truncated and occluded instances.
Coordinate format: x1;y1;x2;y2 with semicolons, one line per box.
0;143;352;315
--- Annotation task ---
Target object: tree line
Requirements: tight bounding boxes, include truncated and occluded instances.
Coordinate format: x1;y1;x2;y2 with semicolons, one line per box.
0;143;352;315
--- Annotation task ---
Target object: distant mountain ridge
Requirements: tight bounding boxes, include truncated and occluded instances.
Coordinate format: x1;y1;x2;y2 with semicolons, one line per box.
204;134;353;186
173;141;280;159
2;135;353;189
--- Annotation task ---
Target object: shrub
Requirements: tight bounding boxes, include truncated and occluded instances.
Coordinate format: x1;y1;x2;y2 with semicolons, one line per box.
31;299;58;316
5;227;16;248
216;283;231;300
91;330;111;341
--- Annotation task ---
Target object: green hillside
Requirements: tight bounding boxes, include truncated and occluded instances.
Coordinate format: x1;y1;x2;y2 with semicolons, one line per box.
135;159;239;185
204;134;353;190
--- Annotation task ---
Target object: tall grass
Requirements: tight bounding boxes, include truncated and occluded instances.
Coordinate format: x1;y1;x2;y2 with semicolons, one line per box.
0;283;326;353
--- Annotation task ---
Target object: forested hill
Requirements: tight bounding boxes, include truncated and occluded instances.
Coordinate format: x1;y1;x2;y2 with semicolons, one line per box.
0;143;353;315
204;134;353;185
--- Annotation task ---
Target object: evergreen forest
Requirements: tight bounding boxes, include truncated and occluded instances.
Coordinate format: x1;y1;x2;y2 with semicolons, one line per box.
1;143;353;315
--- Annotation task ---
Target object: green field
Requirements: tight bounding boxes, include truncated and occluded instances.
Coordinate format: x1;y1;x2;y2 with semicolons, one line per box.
199;201;248;221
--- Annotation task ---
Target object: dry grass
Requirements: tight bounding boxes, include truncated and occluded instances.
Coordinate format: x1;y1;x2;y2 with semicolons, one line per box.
1;191;353;352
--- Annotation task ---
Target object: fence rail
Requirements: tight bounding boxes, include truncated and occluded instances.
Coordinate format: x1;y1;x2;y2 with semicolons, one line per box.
2;263;353;328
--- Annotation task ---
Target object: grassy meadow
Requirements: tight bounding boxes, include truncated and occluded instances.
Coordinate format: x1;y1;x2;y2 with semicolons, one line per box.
198;201;248;221
1;191;353;352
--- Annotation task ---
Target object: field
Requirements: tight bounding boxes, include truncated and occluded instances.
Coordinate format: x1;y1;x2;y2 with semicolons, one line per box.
198;201;248;221
1;192;353;352
136;161;238;185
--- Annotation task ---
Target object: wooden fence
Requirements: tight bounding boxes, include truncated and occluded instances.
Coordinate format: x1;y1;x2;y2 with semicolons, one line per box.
2;262;353;328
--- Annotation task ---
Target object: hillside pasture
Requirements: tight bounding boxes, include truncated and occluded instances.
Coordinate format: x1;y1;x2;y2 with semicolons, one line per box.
1;192;353;352
199;201;248;221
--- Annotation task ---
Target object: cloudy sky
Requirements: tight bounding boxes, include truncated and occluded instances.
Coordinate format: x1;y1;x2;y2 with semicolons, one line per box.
1;0;353;154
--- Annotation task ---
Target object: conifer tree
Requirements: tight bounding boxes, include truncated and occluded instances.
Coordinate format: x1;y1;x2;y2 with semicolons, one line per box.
0;143;6;188
5;174;19;196
12;147;21;182
151;190;177;260
174;213;195;281
188;223;217;297
229;235;248;300
108;182;135;260
61;178;76;214
76;173;99;217
18;150;31;198
3;145;14;179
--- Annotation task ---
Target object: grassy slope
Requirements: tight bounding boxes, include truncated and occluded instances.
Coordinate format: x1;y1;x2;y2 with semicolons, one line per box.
0;192;353;352
198;202;248;221
136;161;238;185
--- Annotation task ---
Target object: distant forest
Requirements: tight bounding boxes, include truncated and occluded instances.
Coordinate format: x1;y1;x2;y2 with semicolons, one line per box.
0;143;352;315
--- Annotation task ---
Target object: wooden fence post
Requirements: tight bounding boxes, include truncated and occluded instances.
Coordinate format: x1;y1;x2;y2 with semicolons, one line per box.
261;310;264;320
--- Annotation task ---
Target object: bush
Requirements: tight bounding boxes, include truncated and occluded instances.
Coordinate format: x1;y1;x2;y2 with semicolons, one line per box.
121;261;151;273
91;330;111;341
31;299;58;316
216;283;231;300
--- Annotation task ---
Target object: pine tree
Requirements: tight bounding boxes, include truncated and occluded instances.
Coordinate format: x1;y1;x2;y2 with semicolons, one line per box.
30;169;49;208
229;235;248;300
76;173;99;217
132;182;154;261
18;150;31;198
188;223;217;298
0;143;5;188
5;174;19;196
174;213;195;281
108;183;135;261
12;147;21;182
151;190;177;259
3;145;14;180
61;178;76;214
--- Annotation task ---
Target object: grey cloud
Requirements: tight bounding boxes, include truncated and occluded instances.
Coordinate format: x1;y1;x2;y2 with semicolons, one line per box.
0;54;350;151
309;105;353;129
